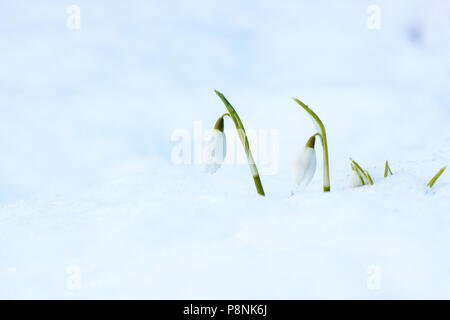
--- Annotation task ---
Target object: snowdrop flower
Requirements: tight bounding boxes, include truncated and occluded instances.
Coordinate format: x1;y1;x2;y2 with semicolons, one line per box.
292;135;317;187
293;98;330;192
214;90;265;196
204;115;227;174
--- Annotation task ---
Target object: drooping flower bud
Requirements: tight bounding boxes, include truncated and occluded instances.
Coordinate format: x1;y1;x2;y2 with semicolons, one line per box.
292;135;317;187
204;116;227;174
214;91;265;196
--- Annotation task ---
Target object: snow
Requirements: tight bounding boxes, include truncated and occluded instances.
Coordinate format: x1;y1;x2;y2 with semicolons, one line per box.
1;0;449;298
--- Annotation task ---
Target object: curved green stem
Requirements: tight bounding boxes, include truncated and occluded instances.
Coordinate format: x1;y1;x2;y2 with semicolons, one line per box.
293;98;330;192
214;90;265;196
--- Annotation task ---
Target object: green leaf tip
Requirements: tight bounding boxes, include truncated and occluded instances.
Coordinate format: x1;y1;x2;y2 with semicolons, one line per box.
427;166;447;188
214;89;223;97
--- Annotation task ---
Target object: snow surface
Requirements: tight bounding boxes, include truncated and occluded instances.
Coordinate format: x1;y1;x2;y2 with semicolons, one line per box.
1;0;449;298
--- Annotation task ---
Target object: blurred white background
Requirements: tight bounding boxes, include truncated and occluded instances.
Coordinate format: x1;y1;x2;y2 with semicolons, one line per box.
1;0;449;201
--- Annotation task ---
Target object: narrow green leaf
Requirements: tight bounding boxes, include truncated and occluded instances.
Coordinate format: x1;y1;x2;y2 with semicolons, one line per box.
365;170;374;185
427;166;447;188
384;160;393;178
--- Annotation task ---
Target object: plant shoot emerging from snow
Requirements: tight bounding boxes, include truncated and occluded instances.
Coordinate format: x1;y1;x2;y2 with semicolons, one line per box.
213;90;265;196
427;166;447;188
384;160;393;178
293;98;331;192
349;158;373;187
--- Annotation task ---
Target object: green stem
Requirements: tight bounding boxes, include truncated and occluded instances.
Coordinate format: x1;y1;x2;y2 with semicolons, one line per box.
293;98;330;192
214;90;265;196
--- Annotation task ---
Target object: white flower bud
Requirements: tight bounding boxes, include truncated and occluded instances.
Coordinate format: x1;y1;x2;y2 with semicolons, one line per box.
349;159;373;187
349;169;364;188
204;117;227;174
292;135;317;187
